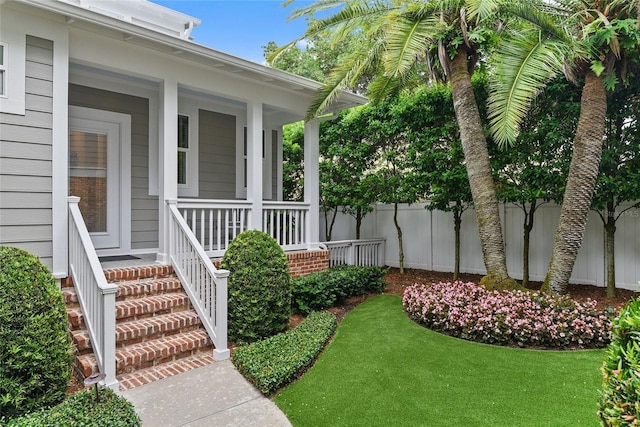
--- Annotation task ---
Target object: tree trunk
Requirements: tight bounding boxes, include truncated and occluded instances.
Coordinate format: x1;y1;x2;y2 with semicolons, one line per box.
605;200;617;298
326;207;338;241
393;203;405;274
453;207;461;280
449;47;514;289
542;71;607;294
522;201;537;289
356;207;362;240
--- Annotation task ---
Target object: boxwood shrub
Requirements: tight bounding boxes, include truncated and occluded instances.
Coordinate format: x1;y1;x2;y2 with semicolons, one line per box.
232;311;337;395
7;387;140;427
0;246;74;420
220;230;291;343
598;298;640;426
291;265;387;314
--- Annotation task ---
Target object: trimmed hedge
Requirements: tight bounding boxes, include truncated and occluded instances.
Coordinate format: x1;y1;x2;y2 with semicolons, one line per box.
220;230;291;343
291;265;387;314
0;246;73;420
7;387;140;427
232;311;337;395
599;298;640;426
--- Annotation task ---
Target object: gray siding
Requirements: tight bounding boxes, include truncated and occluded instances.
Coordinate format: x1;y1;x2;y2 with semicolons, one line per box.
69;84;158;250
198;110;236;199
0;36;54;268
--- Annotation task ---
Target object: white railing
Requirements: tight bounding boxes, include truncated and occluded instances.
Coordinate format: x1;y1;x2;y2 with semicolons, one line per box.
168;200;230;360
176;199;252;257
323;239;386;267
67;197;118;390
263;201;310;251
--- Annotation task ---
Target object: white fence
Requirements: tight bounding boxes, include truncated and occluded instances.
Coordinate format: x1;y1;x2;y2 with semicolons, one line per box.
322;202;640;291
323;239;386;267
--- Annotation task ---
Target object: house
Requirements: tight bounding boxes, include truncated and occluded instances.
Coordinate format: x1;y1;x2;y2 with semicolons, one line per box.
0;0;366;390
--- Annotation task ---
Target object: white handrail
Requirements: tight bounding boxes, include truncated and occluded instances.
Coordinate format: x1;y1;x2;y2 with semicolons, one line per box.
67;197;118;391
167;200;230;360
323;238;386;267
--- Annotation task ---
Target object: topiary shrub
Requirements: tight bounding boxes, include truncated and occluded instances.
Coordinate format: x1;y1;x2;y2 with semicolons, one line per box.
291;265;387;314
0;247;73;421
220;230;291;343
7;386;140;427
598;298;640;426
232;311;337;395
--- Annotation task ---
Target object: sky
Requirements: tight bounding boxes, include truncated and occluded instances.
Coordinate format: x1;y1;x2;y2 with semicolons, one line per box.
150;0;314;64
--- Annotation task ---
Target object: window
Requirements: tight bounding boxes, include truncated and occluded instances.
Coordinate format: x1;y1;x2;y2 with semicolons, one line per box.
0;43;5;97
177;114;189;185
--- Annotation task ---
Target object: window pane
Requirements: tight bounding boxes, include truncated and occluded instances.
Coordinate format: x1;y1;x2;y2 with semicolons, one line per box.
0;44;4;66
0;70;4;96
69;131;108;233
243;127;247;155
178;115;189;148
178;151;187;184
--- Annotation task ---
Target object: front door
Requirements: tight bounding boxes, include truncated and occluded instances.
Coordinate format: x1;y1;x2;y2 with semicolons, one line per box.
68;106;131;252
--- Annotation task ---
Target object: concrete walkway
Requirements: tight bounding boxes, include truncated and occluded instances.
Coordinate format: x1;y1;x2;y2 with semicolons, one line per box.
121;360;292;427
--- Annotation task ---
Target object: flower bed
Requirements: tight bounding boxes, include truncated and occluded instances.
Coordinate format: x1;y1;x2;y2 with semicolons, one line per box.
403;281;612;348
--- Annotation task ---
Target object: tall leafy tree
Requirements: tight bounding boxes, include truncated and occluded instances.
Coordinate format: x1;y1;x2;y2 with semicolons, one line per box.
488;0;640;294
591;81;640;297
492;78;578;287
277;0;519;289
282;121;305;202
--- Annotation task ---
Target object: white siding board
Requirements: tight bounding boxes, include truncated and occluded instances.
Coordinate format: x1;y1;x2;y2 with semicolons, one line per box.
0;109;52;128
0;225;53;241
0;209;52;225
25;76;54;97
0;158;51;176
0;192;52;208
0;124;52;144
26;61;54;81
0;140;51;160
0;175;52;192
25;94;53;113
26;43;54;65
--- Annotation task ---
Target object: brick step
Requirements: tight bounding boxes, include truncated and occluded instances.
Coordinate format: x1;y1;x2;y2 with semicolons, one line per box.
117;351;216;390
71;310;202;354
67;292;191;330
77;329;212;378
103;265;174;282
63;276;183;307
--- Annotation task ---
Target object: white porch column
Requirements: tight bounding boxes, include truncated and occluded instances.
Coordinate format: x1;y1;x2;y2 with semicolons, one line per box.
247;100;263;230
304;119;320;249
156;78;179;264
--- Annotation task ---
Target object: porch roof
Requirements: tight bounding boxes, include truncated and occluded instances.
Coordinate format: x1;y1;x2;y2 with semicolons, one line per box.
20;0;368;117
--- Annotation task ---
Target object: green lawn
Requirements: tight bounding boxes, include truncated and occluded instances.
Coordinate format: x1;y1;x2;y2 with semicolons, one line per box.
275;295;604;427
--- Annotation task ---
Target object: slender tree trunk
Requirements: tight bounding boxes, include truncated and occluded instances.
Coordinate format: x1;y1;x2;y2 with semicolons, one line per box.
449;47;514;289
542;72;607;294
393;203;404;274
356;207;362;240
522;201;537;289
326;207;338;241
453;207;461;280
605;200;617;298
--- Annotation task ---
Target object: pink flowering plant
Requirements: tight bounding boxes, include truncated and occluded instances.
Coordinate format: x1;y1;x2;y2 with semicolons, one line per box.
403;281;612;348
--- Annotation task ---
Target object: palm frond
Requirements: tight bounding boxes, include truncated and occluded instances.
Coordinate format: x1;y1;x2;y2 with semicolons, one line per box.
466;0;501;22
384;15;434;79
488;30;566;146
500;1;574;46
305;41;384;120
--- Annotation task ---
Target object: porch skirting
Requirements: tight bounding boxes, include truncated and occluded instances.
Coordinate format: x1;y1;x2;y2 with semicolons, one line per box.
211;249;330;278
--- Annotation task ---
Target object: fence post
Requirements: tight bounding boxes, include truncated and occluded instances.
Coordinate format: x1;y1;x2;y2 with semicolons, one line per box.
101;285;119;391
213;269;230;360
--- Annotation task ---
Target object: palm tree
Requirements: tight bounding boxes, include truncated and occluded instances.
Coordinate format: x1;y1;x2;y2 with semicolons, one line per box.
488;0;640;294
276;0;519;289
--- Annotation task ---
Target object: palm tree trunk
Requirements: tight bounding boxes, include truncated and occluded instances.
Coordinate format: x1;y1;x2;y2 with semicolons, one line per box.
542;71;607;294
449;47;513;289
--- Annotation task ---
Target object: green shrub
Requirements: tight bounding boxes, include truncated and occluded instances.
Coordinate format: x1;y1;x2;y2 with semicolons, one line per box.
7;387;140;427
0;247;73;421
291;265;388;314
598;298;640;426
232;311;337;395
220;230;291;343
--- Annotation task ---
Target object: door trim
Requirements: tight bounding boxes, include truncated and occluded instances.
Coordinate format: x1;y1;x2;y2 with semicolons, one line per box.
69;106;131;255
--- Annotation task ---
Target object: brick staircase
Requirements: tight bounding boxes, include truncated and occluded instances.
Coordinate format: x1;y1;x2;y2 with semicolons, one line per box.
63;265;217;390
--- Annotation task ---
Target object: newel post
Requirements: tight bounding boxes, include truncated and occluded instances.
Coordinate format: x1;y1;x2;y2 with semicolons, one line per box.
101;282;119;391
213;269;230;360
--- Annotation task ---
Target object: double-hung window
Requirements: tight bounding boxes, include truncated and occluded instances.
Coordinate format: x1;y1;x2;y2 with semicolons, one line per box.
0;43;6;97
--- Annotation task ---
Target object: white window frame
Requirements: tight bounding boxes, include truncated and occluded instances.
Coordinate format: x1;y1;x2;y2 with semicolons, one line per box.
0;42;6;97
177;102;199;197
0;13;26;115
